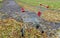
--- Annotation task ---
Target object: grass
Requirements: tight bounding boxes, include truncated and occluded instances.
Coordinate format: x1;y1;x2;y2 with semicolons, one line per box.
15;0;60;9
0;3;2;8
0;0;3;3
0;0;3;8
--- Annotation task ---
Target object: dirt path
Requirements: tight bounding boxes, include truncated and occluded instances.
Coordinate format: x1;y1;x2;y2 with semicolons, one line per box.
0;0;23;21
1;0;21;12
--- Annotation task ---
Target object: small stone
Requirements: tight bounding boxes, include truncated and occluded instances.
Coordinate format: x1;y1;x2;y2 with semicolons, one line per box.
42;31;44;33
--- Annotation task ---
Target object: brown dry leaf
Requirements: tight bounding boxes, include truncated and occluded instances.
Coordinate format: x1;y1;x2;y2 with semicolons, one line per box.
41;10;60;23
